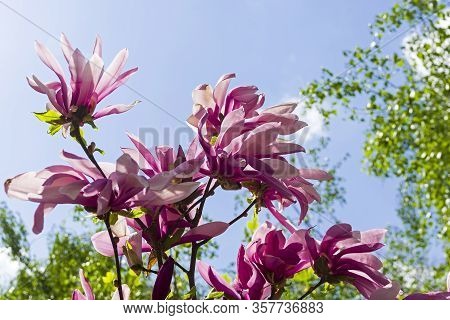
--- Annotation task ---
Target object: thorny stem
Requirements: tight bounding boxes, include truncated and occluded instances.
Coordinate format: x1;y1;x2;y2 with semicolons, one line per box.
299;279;324;300
72;125;123;300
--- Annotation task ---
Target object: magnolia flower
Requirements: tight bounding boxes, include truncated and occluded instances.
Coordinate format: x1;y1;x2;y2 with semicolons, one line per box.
28;34;138;134
72;269;130;300
187;73;265;130
245;222;309;284
197;107;299;195
4;151;146;233
122;133;204;191
198;246;271;300
404;272;450;300
301;223;391;299
4;151;197;234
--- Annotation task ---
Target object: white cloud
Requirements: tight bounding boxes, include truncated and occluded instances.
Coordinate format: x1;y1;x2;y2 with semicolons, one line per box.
0;248;20;288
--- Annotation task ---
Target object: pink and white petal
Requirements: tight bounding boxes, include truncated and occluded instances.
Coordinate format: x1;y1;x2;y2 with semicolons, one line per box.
96;48;129;94
34;41;69;109
140;182;200;206
79;269;95;300
4;171;42;201
369;282;400;300
96;180;112;216
32;203;56;234
93;101;138;120
93;35;102;57
60;150;104;180
110;216;130;238
112;284;130;300
97;67;138;101
360;229;387;244
197;261;240;299
298;169;333;181
72;289;87;300
266;200;296;233
192;84;214;108
116;154;140;175
177;222;229;244
214;73;235;108
126;133;159;172
263;103;297;115
91;230;127;256
260;158;299;179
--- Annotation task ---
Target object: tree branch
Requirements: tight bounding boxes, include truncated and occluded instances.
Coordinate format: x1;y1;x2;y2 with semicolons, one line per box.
299;279;324;300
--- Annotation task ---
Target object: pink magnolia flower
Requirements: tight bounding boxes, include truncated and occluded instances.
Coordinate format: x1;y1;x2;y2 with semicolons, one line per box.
197;106;300;195
404;272;450;300
4;151;196;234
28;34;138;132
72;269;130;300
301;223;391;299
122;133;204;192
187;73;265;131
245;222;309;284
198;246;271;300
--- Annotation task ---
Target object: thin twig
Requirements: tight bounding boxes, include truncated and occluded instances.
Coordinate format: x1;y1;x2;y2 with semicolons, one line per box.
299;279;324;300
104;213;124;300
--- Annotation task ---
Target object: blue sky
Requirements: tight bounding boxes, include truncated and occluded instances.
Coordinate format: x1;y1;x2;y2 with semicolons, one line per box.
0;1;401;271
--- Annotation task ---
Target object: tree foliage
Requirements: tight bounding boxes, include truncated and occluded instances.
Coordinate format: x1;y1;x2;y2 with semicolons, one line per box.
299;0;449;292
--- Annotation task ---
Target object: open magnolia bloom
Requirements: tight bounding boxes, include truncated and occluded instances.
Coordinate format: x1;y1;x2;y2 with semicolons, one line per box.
198;246;271;300
300;223;392;299
187;73;265;131
72;269;130;300
28;34;138;135
245;222;310;284
122;133;205;192
4;151;198;234
189;75;331;232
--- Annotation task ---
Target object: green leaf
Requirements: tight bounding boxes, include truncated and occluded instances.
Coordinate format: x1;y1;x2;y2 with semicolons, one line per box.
116;208;147;219
109;212;119;226
205;289;224;300
47;124;62;135
181;286;196;300
34;110;65;125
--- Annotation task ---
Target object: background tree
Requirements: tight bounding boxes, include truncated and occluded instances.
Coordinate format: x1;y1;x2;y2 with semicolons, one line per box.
299;0;449;294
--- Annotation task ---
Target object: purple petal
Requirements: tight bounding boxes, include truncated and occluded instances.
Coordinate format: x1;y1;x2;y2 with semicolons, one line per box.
177;222;229;245
152;257;175;300
197;260;240;299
